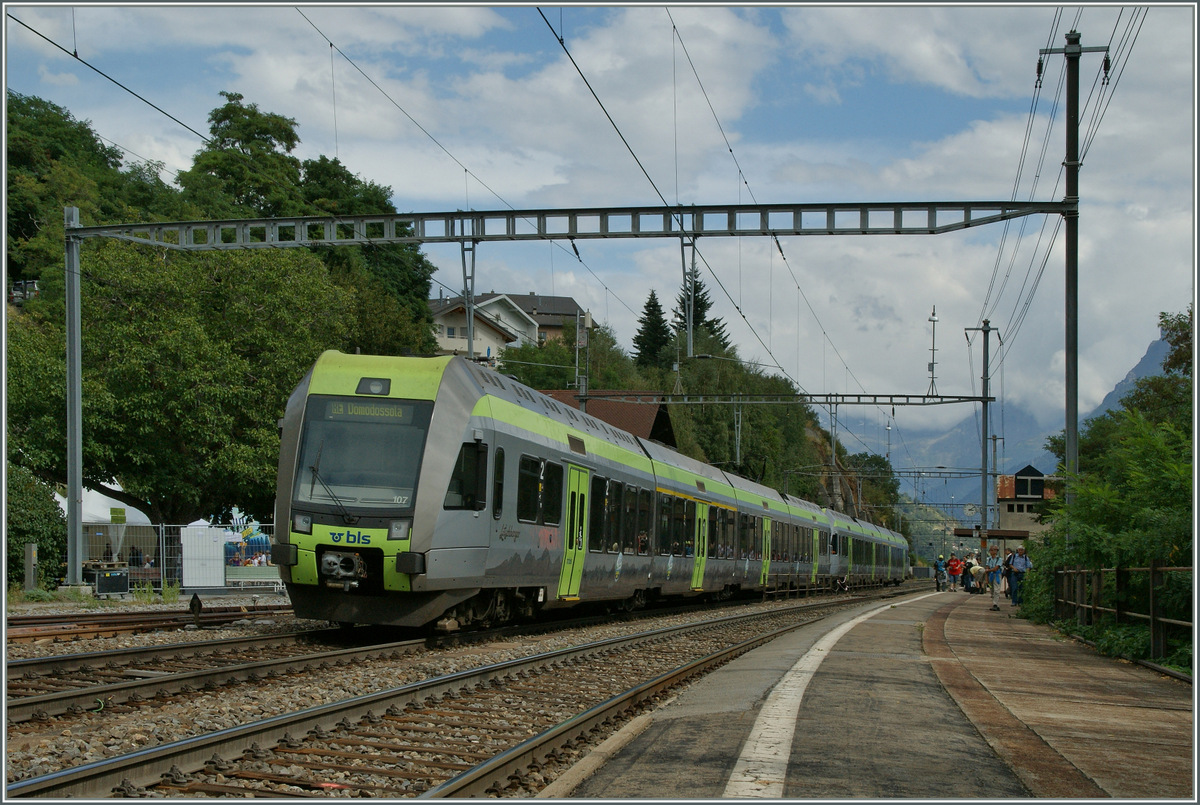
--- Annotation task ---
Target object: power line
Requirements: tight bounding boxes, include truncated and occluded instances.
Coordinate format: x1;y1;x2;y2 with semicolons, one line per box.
6;12;210;143
299;7;638;319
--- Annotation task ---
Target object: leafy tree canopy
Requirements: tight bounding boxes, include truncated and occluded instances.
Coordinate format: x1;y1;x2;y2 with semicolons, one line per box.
7;241;354;523
1026;308;1193;624
177;91;306;218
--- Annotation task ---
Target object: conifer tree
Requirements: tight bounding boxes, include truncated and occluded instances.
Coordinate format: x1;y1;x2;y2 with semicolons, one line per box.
633;290;673;369
673;275;731;349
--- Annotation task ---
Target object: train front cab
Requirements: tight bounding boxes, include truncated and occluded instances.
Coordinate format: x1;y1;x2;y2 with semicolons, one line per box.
273;352;495;626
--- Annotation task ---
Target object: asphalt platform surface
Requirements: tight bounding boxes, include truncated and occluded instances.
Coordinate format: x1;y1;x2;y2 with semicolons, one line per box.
551;589;1193;800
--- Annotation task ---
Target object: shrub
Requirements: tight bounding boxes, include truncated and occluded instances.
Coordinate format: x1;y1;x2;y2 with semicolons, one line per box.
5;462;66;589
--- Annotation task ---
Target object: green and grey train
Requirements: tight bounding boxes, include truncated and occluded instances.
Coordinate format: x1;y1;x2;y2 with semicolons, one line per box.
272;351;909;629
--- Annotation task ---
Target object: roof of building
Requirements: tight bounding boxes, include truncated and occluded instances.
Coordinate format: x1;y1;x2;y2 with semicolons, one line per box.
433;292;583;329
427;297;522;342
543;389;676;448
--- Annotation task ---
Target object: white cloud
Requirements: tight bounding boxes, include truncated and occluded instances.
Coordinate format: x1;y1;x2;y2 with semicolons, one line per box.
5;3;1193;452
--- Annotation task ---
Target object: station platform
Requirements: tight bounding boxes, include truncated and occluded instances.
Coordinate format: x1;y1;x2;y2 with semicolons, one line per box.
548;589;1194;799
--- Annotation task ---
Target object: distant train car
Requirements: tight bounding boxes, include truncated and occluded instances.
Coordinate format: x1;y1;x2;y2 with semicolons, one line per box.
272;351;907;629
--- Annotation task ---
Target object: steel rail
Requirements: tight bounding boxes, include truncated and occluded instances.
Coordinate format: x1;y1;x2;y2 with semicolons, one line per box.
6;629;342;677
4;604;823;798
5;605;291;629
5;635;427;724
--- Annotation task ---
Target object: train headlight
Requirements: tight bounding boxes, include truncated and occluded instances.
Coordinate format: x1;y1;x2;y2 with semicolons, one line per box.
292;513;313;535
388;519;411;541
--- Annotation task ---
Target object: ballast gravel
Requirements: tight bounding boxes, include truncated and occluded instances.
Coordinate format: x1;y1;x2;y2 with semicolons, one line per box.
5;595;824;787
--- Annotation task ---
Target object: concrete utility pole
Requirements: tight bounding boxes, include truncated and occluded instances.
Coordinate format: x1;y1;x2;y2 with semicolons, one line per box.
64;208;83;586
575;309;592;412
966;320;997;544
1040;30;1109;504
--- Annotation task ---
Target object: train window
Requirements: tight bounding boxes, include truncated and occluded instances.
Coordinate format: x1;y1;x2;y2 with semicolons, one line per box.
589;476;606;552
444;442;487;510
657;494;672;555
622;486;637;554
492;448;505;520
707;508;719;558
607;481;623;553
819;530;829;556
636;489;652;555
831;534;839;555
542;462;564;525
681;499;695;556
516;457;541;522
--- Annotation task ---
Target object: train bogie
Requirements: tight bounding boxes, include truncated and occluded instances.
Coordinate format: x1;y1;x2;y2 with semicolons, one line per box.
273;352;908;630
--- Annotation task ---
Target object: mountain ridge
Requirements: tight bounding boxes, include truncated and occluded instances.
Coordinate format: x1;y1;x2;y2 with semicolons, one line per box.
872;335;1169;513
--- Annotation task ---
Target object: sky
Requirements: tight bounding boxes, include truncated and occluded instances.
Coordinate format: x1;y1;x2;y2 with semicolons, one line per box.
4;3;1196;473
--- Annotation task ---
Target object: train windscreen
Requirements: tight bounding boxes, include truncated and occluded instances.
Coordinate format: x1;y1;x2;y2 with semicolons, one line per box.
292;395;433;511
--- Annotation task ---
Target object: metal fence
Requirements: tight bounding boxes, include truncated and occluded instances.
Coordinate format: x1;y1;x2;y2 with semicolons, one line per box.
1054;563;1192;659
80;522;279;593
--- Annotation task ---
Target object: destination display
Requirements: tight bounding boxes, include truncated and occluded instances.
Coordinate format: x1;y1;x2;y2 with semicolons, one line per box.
319;397;413;424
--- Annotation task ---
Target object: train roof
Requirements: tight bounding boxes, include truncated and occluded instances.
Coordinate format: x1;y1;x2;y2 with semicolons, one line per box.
307;354;896;535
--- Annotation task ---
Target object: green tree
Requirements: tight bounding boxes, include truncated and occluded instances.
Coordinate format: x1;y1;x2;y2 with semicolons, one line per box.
177;91;305;218
499;336;577;390
7;241;354;523
844;452;903;529
673;275;731;349
6;90;123;283
5;462;67;589
298;155;438;352
1024;309;1193;637
632;290;672;369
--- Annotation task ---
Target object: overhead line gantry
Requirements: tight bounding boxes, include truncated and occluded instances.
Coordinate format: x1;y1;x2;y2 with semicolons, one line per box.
60;198;1062;586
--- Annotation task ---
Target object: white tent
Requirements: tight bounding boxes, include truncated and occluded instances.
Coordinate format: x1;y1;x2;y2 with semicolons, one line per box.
54;484;152;524
54;483;153;562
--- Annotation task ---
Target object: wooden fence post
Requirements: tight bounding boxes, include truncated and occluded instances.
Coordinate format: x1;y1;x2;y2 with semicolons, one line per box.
1080;563;1089;628
1114;565;1125;625
1148;560;1165;659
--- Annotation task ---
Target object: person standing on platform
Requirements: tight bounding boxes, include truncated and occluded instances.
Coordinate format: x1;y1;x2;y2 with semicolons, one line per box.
933;555;948;591
1002;548;1015;597
985;545;1004;610
1009;545;1032;606
947;553;963;592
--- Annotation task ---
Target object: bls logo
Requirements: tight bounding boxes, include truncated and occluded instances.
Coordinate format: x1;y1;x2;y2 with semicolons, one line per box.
330;530;372;545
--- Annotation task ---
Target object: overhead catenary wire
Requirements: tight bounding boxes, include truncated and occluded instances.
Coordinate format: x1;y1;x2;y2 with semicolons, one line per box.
664;7;923;489
7;12;211;144
299;7;639;319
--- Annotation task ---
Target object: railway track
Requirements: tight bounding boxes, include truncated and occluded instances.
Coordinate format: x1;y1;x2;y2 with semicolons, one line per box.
5;605;294;643
6;591;915;798
3;593;849;725
5;629;398;724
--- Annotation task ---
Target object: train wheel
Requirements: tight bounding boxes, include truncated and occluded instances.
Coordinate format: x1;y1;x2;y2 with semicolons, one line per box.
621;589;646;612
493;591;512;624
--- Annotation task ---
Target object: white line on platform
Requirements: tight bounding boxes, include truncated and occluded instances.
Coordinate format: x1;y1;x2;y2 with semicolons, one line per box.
723;592;941;798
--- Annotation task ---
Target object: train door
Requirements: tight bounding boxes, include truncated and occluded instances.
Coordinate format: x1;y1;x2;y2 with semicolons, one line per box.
557;465;589;600
810;527;820;586
760;518;772;586
691;501;708;590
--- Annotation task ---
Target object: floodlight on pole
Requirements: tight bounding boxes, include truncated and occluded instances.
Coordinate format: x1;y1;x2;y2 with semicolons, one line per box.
926;306;939;397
